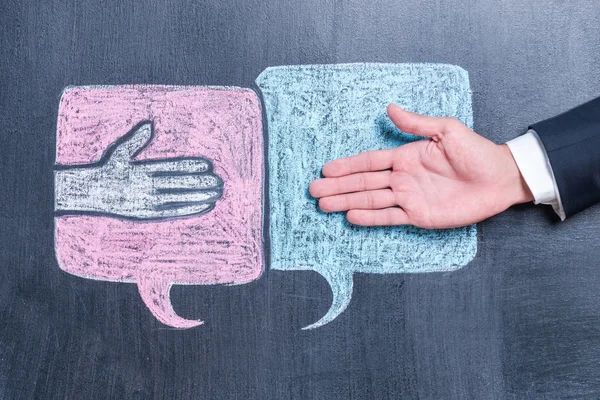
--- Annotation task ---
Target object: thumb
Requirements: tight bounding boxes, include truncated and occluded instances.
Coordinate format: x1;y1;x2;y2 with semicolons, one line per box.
103;121;153;162
387;104;451;142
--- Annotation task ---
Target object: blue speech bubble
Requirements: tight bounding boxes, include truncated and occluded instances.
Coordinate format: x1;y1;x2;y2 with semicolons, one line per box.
256;63;477;329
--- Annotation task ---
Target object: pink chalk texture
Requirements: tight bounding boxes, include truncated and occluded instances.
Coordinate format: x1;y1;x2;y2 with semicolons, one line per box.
54;85;264;328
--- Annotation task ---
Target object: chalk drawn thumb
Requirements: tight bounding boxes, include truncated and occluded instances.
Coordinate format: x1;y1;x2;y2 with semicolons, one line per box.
104;119;154;161
302;268;354;330
54;120;224;221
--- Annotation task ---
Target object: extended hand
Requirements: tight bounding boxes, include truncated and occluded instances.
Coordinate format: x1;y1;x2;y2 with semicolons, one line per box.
309;105;533;229
55;121;223;220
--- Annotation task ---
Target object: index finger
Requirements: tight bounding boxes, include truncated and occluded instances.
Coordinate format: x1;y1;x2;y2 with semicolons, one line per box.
140;158;212;175
321;149;395;178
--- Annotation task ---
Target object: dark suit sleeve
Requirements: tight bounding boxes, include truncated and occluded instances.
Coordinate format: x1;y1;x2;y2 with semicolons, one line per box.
530;97;600;218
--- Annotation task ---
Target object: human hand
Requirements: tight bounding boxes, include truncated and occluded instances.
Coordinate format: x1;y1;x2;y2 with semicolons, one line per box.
309;105;533;229
55;121;223;220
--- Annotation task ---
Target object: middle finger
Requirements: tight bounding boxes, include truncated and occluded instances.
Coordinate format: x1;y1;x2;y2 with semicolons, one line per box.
309;171;391;198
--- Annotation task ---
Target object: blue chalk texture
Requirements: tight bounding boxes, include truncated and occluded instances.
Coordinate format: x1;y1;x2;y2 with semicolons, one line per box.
256;63;477;329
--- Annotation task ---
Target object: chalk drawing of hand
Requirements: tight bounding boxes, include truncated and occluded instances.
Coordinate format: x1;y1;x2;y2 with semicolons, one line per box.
54;121;223;220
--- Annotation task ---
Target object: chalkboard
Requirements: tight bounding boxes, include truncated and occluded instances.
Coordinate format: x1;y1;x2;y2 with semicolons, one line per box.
1;0;600;399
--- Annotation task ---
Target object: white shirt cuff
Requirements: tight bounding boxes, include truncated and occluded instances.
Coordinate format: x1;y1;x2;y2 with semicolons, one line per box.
506;130;566;221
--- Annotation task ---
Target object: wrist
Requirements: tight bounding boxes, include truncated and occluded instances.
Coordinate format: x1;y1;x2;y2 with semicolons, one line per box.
498;144;534;206
54;167;99;213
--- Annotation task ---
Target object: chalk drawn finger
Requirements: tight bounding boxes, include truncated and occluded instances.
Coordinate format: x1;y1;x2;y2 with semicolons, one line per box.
103;121;154;162
318;189;396;212
310;171;391;198
154;189;223;204
321;149;395;178
346;207;409;226
152;174;224;190
152;202;215;217
141;158;213;175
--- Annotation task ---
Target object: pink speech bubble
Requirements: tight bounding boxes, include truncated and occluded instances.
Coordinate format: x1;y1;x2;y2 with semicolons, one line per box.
54;85;264;328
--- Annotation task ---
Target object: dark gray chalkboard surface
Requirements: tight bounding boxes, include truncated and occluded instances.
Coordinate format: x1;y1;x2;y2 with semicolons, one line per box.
1;0;600;398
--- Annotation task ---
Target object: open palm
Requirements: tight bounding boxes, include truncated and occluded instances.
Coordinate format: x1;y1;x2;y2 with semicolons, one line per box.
309;105;532;229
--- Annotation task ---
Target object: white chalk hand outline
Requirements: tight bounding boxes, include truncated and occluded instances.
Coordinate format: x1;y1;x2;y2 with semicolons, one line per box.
54;121;223;220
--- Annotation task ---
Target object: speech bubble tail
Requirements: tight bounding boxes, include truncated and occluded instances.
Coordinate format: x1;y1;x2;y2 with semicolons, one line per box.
137;275;203;329
302;270;354;330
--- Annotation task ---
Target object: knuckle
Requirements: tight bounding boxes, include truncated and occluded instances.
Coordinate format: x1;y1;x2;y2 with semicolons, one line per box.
365;193;374;209
411;121;419;134
383;211;392;226
358;173;367;191
364;153;373;171
344;157;353;173
341;195;350;210
333;178;342;194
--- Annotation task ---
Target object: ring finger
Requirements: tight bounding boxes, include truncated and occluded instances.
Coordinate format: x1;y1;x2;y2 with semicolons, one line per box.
309;171;391;198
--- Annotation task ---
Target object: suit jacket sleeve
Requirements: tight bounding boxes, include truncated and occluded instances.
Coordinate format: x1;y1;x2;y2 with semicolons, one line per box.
530;97;600;218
